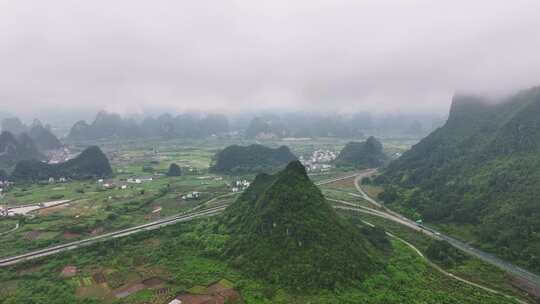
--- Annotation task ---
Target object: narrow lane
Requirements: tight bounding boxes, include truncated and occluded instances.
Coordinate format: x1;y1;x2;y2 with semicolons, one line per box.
0;205;226;267
0;174;346;267
350;171;540;294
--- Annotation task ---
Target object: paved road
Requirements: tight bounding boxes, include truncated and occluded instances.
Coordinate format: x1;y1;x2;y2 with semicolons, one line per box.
315;173;361;186
0;174;347;267
331;198;530;303
349;172;540;297
0;205;226;267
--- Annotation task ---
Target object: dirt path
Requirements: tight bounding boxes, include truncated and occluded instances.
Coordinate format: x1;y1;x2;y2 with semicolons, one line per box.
0;222;19;237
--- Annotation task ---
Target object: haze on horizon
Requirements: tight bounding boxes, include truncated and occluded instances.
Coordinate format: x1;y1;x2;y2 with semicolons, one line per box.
1;0;540;119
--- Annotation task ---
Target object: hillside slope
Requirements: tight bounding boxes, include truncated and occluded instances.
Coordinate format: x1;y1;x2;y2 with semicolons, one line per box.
28;123;63;151
221;161;383;290
0;131;45;170
335;136;387;169
379;87;540;272
11;146;112;181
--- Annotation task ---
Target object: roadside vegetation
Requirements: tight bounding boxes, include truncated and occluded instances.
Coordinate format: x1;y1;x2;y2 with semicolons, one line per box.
0;216;520;304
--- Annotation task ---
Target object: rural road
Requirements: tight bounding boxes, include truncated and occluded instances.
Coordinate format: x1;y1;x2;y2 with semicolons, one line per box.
344;171;540;301
0;205;226;267
3;171;538;303
336;205;528;303
0;222;19;236
0;174;347;267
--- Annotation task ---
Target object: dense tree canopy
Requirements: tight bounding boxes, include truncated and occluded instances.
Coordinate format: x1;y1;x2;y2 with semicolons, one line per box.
221;161;383;290
167;163;183;176
210;144;297;174
379;87;540;272
11;146;112;182
0;131;45;170
335;137;387;169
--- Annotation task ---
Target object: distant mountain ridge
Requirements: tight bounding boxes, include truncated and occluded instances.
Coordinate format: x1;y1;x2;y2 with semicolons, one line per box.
0;131;45;170
28;122;63;151
67;111;229;141
379;86;540;273
1;117;63;151
210;144;297;174
10;146;112;182
221;161;382;289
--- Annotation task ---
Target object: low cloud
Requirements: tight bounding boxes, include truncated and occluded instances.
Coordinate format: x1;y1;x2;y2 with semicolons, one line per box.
1;0;540;118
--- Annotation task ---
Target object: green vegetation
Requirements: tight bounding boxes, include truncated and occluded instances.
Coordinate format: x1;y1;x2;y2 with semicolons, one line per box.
209;144;297;174
0;217;518;304
222;161;383;290
337;211;531;302
4;136;505;303
27;123;63;151
335;137;387;169
379;87;540;273
11;146;113;182
425;240;467;267
0;131;45;170
166;163;182;177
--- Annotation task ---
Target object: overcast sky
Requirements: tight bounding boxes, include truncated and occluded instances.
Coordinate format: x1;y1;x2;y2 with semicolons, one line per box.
1;0;540;118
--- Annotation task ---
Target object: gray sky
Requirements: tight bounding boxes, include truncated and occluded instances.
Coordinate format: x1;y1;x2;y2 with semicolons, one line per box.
1;0;540;118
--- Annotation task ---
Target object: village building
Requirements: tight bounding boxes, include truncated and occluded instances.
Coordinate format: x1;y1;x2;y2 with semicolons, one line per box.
182;191;201;200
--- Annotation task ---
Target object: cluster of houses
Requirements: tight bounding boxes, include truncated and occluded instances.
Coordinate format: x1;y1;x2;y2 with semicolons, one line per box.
0;205;9;217
98;176;154;190
48;177;68;183
46;147;73;164
231;180;250;193
299;149;336;172
0;180;12;194
181;191;201;200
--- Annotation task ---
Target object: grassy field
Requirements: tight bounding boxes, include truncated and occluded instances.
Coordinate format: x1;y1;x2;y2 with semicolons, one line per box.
0;136;428;304
339;211;532;303
0;217;520;304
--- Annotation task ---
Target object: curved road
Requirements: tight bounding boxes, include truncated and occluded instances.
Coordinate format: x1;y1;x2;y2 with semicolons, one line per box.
335;205;527;304
354;170;540;289
0;174;346;267
346;171;540;300
0;205;226;267
3;171;537;302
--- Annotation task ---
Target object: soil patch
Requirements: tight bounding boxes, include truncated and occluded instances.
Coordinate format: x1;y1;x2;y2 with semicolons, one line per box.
93;272;107;284
24;230;41;241
91;227;104;235
143;277;166;288
175;280;243;304
63;231;82;239
61;266;78;277
324;177;356;190
39;204;67;215
113;282;145;298
510;276;540;300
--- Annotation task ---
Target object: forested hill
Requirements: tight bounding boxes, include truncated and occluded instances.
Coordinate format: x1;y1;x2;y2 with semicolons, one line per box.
28;123;63;151
378;86;540;273
209;144;297;174
11;146;112;182
221;161;383;290
0;131;45;170
335;136;387;169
